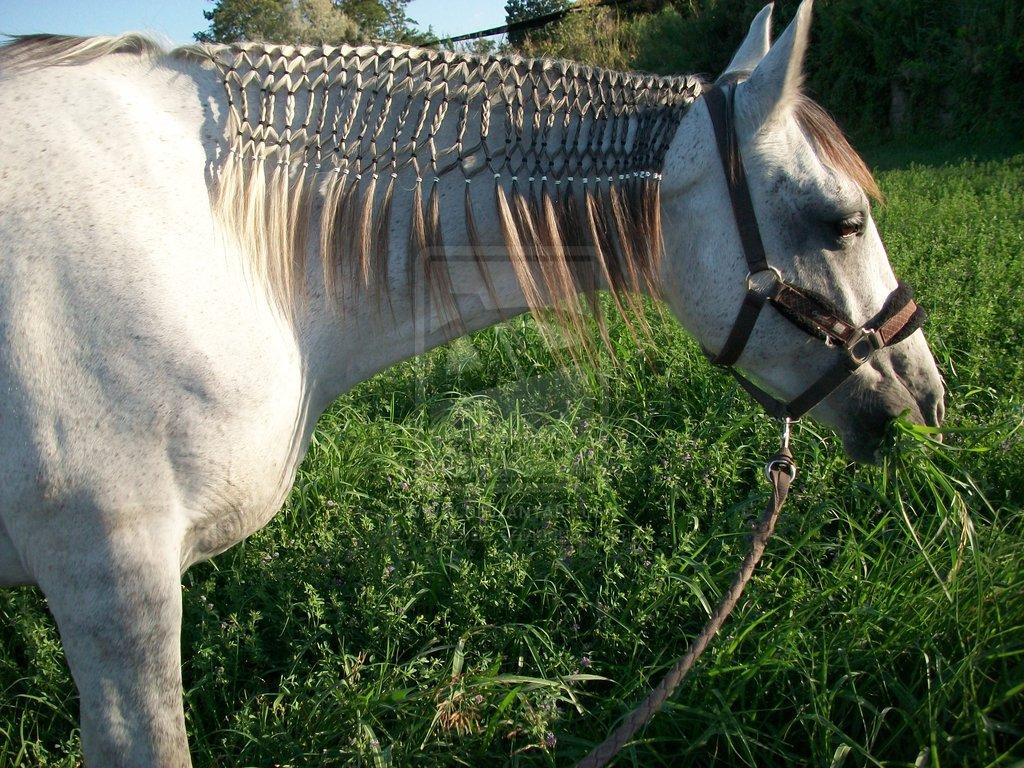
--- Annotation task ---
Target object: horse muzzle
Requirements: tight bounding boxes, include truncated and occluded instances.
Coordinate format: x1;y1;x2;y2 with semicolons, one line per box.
837;334;945;462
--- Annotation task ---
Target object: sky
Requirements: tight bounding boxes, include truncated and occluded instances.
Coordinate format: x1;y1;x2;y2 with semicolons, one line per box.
0;0;508;44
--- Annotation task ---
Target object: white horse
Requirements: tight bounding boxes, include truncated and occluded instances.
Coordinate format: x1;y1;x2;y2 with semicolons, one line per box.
0;2;943;764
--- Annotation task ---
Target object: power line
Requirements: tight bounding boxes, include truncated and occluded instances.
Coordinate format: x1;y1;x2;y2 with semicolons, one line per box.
425;0;647;46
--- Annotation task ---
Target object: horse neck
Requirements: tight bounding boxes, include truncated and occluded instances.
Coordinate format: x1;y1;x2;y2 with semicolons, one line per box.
196;44;700;406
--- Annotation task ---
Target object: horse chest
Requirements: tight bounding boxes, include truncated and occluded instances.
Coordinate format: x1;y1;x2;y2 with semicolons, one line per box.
176;415;310;568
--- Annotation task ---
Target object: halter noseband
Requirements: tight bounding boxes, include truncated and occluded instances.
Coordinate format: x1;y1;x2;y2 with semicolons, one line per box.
701;82;925;422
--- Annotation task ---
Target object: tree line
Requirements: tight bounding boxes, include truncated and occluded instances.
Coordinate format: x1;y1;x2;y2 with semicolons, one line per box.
196;0;1023;137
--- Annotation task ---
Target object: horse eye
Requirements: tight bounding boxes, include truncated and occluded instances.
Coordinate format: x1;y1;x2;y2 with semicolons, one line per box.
835;213;865;239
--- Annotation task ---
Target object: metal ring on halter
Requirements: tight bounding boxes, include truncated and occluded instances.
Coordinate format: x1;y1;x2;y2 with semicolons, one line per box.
764;455;797;482
846;327;883;364
765;457;797;482
745;265;783;294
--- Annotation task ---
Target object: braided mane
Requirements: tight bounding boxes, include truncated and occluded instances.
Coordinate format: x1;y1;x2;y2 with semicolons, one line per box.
201;42;703;331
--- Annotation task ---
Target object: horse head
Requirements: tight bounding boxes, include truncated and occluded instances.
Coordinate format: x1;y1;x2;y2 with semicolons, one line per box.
660;1;945;461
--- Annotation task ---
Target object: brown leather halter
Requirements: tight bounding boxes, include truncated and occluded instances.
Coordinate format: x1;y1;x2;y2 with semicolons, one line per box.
702;82;926;422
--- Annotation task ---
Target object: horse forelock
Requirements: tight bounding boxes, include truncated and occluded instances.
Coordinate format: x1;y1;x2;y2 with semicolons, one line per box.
793;95;882;203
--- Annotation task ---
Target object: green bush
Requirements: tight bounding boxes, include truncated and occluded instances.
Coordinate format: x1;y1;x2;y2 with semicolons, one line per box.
523;0;1024;139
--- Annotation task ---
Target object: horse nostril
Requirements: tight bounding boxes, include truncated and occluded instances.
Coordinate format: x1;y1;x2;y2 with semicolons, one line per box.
920;391;945;442
922;388;946;427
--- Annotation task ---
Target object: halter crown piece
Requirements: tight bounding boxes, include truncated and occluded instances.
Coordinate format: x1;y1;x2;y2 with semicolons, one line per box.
702;82;926;425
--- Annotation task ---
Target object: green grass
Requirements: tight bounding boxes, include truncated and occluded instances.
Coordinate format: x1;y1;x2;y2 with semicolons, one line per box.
2;138;1023;767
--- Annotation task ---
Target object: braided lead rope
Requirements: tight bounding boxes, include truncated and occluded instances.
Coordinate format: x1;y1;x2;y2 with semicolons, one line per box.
577;440;797;768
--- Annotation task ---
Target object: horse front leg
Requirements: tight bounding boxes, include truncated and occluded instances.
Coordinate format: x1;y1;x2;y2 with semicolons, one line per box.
30;518;192;767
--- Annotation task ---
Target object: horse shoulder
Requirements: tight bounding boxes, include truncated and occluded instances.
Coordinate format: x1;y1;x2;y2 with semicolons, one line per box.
0;57;312;577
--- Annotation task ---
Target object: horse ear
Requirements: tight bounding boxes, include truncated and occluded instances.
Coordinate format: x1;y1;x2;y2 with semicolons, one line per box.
719;4;774;81
740;0;813;125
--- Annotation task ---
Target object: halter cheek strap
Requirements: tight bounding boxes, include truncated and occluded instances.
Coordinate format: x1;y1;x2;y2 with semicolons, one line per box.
701;83;925;421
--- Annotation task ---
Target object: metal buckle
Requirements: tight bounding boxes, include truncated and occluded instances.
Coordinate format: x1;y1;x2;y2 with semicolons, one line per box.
745;265;783;296
846;328;883;364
